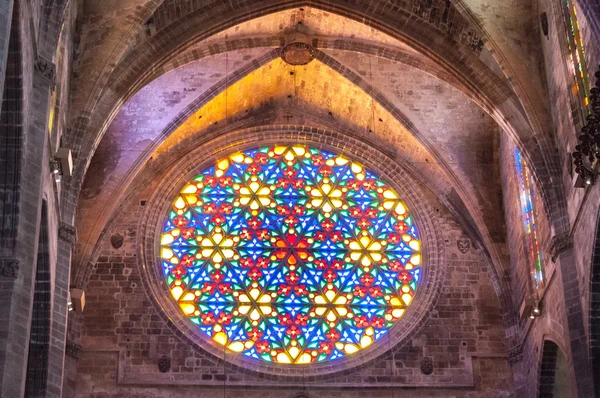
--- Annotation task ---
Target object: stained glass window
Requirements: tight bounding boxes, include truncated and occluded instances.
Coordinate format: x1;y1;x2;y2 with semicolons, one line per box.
160;145;422;364
515;148;545;290
48;23;65;140
562;0;590;124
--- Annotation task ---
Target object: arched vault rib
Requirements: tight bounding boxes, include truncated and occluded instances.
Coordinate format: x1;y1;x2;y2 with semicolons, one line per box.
65;1;568;244
149;35;514;110
74;54;516;334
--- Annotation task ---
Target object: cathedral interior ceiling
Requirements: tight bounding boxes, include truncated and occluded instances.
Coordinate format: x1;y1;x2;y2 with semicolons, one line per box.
4;0;600;395
71;3;557;310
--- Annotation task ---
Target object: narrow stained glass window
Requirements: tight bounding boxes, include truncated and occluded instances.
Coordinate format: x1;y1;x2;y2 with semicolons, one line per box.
160;145;422;364
515;148;545;291
562;0;590;125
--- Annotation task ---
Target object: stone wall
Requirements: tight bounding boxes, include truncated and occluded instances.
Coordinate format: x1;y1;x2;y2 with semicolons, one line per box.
498;0;600;395
69;152;513;396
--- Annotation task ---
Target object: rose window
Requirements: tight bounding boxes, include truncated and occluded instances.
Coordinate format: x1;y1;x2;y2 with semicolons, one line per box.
160;145;422;364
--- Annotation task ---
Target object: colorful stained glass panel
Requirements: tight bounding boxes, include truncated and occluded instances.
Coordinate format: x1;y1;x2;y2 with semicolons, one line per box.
515;148;544;290
563;0;590;116
160;145;422;364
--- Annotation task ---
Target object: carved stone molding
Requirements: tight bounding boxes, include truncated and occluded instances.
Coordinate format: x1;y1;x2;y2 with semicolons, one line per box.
157;355;171;373
110;233;124;249
457;238;471;254
65;340;82;359
0;258;19;279
548;233;573;262
34;56;56;84
507;345;523;366
420;356;434;375
59;222;78;246
281;42;316;66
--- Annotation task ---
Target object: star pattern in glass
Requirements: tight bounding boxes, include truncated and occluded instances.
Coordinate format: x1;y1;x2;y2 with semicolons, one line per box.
160;145;422;364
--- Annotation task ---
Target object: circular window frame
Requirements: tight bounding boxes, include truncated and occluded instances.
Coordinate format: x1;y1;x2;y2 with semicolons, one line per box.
138;128;445;377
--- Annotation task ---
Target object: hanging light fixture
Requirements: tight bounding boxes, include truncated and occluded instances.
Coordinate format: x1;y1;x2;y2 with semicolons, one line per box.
529;301;542;319
50;159;61;183
573;66;600;186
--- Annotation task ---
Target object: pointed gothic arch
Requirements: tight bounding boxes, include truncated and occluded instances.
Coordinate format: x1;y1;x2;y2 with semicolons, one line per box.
24;201;51;397
538;339;574;398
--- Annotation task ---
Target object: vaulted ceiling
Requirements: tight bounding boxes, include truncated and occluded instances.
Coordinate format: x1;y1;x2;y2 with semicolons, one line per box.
68;0;562;328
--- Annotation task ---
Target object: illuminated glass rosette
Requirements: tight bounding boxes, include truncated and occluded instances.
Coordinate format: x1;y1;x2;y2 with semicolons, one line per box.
160;145;422;364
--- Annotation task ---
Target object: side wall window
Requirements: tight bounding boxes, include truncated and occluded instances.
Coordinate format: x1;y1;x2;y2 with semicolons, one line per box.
561;0;591;128
514;149;545;292
47;22;67;148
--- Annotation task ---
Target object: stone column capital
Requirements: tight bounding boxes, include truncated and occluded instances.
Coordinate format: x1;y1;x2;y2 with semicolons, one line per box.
33;55;56;85
58;222;77;246
548;233;573;262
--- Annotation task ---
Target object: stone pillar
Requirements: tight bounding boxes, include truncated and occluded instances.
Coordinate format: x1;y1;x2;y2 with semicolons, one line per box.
0;54;56;398
0;0;14;107
550;234;594;398
45;222;76;398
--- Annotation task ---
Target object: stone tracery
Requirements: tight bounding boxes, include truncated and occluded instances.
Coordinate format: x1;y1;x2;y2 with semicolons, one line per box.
160;145;422;364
